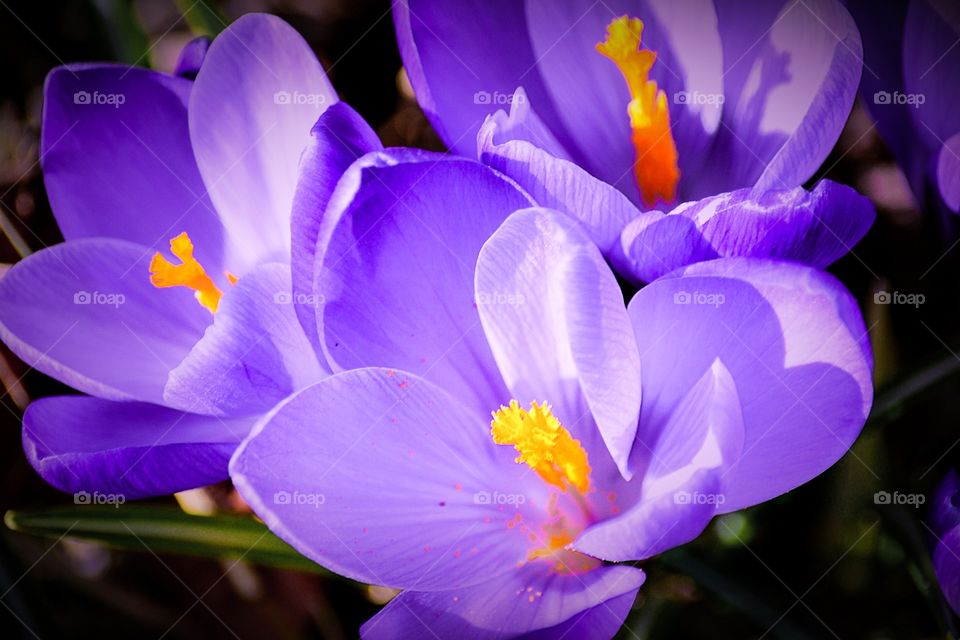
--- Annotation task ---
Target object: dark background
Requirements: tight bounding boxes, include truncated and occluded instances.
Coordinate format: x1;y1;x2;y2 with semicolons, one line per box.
1;1;959;638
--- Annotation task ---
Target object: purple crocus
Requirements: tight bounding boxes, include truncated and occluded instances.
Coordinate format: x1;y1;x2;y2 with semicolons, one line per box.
395;0;875;283
848;0;960;214
0;14;377;498
930;471;960;616
230;149;873;638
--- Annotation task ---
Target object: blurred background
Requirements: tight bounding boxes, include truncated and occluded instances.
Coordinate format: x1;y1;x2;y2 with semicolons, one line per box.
1;1;959;638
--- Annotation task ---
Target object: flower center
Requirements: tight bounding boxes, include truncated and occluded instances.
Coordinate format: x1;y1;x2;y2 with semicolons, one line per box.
491;400;600;574
491;400;591;494
596;15;680;208
149;232;236;313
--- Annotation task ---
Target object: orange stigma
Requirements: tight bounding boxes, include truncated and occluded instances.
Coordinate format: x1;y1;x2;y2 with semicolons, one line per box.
597;16;680;207
149;232;233;313
491;400;591;494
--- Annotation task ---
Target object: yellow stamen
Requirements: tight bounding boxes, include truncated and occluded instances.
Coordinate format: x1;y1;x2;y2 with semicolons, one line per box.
149;232;227;313
490;400;591;494
597;16;680;207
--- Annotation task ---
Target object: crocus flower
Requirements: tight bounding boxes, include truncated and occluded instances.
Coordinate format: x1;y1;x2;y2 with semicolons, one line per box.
930;471;960;616
231;149;873;638
848;0;960;214
395;0;875;283
0;14;379;498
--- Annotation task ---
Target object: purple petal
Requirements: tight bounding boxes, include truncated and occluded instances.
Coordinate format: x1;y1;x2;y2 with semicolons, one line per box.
41;64;225;271
394;0;575;156
189;13;337;272
474;88;572;161
701;0;862;196
628;258;873;511
163;264;328;416
24;395;253;499
903;0;960;152
937;134;960;213
618;180;876;283
931;470;960;540
0;239;209;403
475;208;641;480
575;360;744;560
230;368;543;591
477;118;641;256
361;563;643;639
314;150;531;414
290;101;382;349
934;527;960;617
174;36;210;79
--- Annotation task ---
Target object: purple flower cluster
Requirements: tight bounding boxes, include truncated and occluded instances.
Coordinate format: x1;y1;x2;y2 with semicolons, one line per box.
0;2;909;637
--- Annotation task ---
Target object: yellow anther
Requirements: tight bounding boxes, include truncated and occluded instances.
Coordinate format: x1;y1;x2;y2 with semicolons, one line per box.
491;400;591;494
149;232;227;313
597;16;680;207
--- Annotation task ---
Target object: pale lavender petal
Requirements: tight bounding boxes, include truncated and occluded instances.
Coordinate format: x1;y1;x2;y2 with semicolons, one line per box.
702;0;862;196
314;150;531;414
230;368;543;591
24;395;254;499
394;0;575;157
477;118;641;256
475;87;571;161
628;258;872;511
575;360;744;560
42;65;225;271
164;264;328;416
618;180;875;282
937;134;960;213
174;36;210;78
475;208;641;480
0;239;209;403
189;13;337;272
290;101;382;349
361;563;643;639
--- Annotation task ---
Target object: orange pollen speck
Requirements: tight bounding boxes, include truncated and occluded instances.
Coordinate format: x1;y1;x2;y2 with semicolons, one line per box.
490;400;591;494
149;232;234;313
596;15;680;207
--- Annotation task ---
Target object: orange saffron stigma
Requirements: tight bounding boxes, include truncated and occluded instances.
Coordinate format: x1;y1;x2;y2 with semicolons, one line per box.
149;232;230;313
490;400;591;494
597;16;680;207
